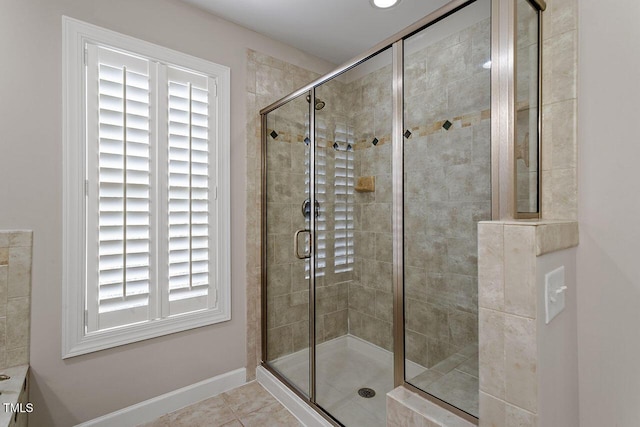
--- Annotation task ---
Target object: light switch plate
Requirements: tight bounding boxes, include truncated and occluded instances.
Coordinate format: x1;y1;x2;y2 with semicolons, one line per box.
545;266;566;324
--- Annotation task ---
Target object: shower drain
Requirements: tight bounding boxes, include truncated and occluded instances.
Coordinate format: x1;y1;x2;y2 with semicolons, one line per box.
357;387;376;398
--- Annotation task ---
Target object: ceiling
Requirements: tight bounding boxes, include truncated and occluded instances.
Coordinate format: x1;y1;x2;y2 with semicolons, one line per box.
181;0;452;64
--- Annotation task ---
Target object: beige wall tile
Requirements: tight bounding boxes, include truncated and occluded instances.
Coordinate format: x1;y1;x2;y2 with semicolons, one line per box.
266;324;292;360
541;99;577;172
6;346;28;368
541;170;553;218
0;249;7;266
479;308;505;399
256;64;293;100
542;30;577;105
449;310;477;350
388;386;475;427
8;246;32;298
246;51;256;94
505;314;537;413
536;221;579;255
405;266;427;302
406;329;429;368
0;233;9;248
6;298;30;350
0;266;7;317
9;232;31;247
544;168;578;220
0;232;31;370
506;403;537;427
479;392;505;427
542;0;577;40
478;223;505;311
322;309;347;341
387;393;429;427
0;317;5;349
504;226;536;318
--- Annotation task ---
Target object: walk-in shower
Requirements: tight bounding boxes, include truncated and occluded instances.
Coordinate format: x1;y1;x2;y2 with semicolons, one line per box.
260;0;544;425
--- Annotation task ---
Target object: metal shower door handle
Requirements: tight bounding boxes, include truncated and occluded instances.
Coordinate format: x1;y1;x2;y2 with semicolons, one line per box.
294;229;311;259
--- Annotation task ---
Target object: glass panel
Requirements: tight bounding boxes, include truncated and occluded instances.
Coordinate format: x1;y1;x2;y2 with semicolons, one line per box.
314;48;393;427
403;0;491;418
516;0;540;214
264;92;311;397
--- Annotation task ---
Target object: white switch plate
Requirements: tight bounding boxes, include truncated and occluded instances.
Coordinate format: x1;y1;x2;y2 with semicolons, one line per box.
545;266;566;324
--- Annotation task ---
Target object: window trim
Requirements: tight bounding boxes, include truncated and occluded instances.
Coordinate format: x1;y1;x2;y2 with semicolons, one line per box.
62;16;231;358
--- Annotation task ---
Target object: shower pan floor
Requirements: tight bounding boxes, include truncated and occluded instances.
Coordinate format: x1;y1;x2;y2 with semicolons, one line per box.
270;335;479;424
271;335;392;427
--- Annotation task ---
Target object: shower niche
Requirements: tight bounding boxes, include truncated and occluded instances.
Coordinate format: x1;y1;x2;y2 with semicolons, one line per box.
260;0;543;425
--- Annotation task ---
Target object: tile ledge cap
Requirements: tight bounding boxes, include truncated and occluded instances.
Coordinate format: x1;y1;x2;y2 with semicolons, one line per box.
478;220;576;226
478;221;579;255
387;386;476;427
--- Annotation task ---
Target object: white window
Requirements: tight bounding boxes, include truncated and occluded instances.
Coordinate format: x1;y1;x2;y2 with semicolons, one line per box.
62;17;231;358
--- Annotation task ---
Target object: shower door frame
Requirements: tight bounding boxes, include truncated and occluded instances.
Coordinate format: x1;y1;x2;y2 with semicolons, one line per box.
260;0;546;425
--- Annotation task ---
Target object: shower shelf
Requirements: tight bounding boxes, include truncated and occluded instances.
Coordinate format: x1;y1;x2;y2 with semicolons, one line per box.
355;176;375;192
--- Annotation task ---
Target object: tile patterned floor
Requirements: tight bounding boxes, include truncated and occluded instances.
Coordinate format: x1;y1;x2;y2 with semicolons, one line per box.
138;382;302;427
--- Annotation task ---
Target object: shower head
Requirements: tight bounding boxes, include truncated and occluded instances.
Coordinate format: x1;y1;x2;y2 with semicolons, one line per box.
306;94;326;110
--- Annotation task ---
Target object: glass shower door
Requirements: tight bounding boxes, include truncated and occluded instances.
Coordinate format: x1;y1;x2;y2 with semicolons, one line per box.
313;47;394;427
264;92;312;397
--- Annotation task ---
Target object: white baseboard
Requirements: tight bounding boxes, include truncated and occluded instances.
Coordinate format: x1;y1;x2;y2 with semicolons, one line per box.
257;366;333;427
75;368;246;427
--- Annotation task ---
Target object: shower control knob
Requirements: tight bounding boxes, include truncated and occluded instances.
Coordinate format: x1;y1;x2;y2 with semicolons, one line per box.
301;198;320;219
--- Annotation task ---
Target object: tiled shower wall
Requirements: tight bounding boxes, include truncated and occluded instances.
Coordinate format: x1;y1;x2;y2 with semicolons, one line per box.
540;0;578;220
346;18;492;367
264;93;355;359
0;231;32;368
343;64;395;353
246;50;324;376
249;14;492;373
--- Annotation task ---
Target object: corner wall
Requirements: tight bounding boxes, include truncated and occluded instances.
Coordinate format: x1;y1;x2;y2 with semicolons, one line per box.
577;1;640;426
0;1;333;425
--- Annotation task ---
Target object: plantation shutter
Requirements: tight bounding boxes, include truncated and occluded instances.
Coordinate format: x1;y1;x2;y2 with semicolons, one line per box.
333;124;355;273
85;45;156;332
165;66;216;316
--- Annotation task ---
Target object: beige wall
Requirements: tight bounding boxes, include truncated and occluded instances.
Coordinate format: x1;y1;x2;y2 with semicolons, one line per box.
577;0;640;426
0;1;333;425
537;248;579;427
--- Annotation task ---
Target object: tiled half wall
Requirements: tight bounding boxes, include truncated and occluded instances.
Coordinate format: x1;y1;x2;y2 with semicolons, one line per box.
0;231;32;369
478;220;579;426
